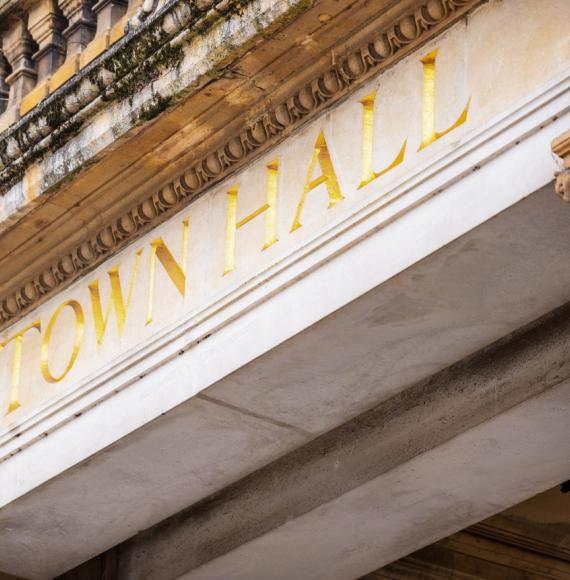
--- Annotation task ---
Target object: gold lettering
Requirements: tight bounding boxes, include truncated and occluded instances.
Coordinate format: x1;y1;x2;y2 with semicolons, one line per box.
358;90;407;189
224;160;279;275
1;321;41;414
419;48;470;151
291;132;343;232
88;249;143;347
40;300;85;384
146;218;189;325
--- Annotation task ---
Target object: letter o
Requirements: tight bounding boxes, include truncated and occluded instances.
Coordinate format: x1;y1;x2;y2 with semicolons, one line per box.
40;300;85;383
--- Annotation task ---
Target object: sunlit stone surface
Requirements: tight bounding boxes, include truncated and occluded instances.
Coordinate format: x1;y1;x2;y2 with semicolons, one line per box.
0;0;568;578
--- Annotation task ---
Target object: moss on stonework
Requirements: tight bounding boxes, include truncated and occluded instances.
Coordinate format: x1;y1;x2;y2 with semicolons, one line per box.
290;0;312;13
219;0;250;17
45;95;68;130
106;40;183;104
0;0;303;196
43;157;96;196
139;93;174;122
49;120;84;152
0;111;85;193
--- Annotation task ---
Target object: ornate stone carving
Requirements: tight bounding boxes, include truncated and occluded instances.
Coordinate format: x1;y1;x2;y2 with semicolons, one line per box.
555;171;570;202
0;0;484;328
552;130;570;203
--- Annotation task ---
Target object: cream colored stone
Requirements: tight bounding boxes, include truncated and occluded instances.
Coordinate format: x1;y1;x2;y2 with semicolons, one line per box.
49;54;80;92
79;32;110;69
20;81;49;116
1;0;569;429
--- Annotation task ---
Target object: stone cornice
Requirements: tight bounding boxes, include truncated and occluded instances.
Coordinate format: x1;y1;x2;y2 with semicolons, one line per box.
552;129;570;202
0;0;251;191
0;0;485;330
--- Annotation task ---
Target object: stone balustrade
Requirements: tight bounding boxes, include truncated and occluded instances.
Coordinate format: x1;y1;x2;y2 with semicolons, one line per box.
0;0;149;131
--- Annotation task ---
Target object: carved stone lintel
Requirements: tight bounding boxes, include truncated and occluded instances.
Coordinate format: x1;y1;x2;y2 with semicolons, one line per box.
552;130;570;203
93;0;128;31
28;0;68;81
59;0;97;55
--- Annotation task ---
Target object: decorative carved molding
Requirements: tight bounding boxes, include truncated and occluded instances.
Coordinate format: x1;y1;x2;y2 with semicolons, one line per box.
0;0;247;189
0;0;484;329
552;129;570;202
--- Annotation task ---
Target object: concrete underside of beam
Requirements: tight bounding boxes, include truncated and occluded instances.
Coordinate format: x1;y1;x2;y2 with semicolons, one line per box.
42;182;570;580
3;181;570;578
110;298;570;579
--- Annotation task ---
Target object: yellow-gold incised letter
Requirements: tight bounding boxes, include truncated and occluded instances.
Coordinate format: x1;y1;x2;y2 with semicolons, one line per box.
224;160;279;275
1;321;41;414
358;91;407;189
419;48;470;151
89;249;143;347
291;132;343;232
146;218;189;325
41;300;85;384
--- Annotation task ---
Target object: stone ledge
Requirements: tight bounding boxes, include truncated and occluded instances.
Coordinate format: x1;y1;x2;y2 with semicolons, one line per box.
0;0;254;193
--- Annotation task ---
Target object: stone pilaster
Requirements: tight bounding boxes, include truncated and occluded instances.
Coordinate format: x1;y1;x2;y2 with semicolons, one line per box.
28;0;68;82
59;0;96;56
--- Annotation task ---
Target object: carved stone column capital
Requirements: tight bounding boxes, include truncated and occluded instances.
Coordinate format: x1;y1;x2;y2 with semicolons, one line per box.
59;0;96;55
552;130;570;203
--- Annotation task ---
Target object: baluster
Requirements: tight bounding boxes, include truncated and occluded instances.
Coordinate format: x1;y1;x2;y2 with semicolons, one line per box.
3;16;38;122
0;48;11;115
93;0;127;32
59;0;96;56
28;0;67;82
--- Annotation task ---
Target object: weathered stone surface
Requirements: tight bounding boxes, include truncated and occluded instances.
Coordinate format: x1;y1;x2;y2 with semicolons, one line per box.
0;0;489;329
0;1;568;578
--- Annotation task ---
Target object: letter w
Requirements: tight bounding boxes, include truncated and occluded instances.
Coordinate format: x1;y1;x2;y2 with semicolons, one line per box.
88;249;143;347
